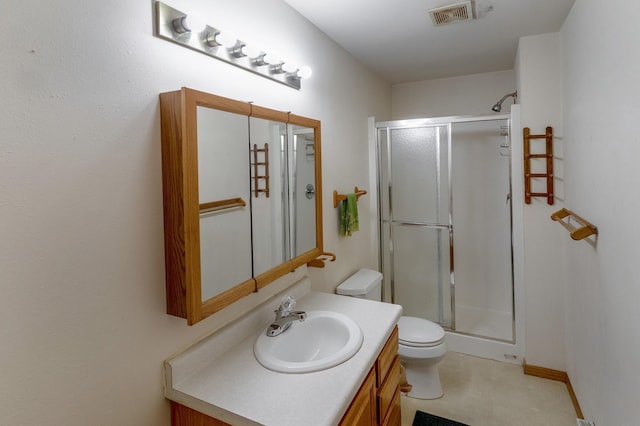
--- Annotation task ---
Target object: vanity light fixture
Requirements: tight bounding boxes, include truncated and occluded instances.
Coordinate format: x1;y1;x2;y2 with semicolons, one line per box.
155;1;311;90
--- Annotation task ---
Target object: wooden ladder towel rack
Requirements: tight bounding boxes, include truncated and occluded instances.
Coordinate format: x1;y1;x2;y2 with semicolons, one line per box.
523;127;554;205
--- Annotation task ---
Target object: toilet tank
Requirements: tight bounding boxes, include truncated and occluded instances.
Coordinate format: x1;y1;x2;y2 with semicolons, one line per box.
336;269;383;301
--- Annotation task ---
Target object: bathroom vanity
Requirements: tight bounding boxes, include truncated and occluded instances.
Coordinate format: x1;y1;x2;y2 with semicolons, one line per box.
164;278;402;426
159;87;402;424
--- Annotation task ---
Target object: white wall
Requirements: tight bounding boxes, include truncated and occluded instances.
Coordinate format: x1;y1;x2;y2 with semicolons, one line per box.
0;0;390;424
559;1;640;423
392;70;515;119
515;33;567;371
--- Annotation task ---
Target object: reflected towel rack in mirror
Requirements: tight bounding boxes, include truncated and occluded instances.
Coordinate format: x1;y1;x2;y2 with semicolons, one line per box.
199;197;247;215
251;143;270;198
333;187;367;208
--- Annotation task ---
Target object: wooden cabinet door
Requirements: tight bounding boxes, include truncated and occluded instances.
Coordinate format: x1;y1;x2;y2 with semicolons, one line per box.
171;401;230;426
378;356;401;422
339;368;377;426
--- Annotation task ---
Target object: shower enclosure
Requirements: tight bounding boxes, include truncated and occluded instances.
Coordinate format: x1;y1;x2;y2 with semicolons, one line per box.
377;114;521;351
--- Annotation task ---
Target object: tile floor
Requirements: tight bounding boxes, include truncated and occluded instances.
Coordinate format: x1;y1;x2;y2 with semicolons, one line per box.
401;352;578;426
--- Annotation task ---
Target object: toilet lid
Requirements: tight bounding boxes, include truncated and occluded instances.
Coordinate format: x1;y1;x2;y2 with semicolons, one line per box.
398;316;445;347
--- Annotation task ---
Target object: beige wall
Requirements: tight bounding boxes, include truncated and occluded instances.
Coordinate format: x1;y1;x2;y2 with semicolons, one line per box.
560;1;640;423
515;33;567;371
391;69;515;119
0;0;390;424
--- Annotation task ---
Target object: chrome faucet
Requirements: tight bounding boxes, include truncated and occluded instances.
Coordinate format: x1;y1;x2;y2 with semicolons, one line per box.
266;295;306;337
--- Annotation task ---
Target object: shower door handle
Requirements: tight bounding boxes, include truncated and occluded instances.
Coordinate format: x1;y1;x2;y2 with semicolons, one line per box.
305;184;315;199
506;193;511;204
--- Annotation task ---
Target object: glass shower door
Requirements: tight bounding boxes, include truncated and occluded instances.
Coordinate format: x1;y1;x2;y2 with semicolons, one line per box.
451;119;514;341
379;117;515;342
379;125;452;328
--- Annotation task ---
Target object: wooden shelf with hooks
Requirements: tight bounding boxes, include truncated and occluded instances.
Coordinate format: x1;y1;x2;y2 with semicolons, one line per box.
333;186;367;208
551;208;598;241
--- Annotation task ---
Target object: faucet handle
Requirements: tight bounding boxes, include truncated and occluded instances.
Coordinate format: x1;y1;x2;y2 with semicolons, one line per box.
279;295;296;315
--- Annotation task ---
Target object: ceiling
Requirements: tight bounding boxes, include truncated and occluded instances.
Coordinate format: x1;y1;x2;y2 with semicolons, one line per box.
283;0;575;83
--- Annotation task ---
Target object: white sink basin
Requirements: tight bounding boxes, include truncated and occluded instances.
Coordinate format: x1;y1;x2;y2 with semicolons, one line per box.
254;310;363;373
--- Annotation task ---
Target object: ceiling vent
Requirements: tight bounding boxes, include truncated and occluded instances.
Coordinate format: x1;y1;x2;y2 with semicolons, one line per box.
429;1;475;26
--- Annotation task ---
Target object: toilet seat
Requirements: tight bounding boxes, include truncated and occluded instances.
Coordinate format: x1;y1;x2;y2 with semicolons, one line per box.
398;316;445;348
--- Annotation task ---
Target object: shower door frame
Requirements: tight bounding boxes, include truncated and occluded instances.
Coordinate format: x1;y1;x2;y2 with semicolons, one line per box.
376;113;516;344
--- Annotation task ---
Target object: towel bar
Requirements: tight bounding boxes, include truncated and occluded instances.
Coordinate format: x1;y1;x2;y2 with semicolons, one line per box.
551;208;598;242
333;186;367;208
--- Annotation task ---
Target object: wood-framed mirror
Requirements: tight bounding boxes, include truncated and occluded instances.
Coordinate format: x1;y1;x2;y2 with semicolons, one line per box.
159;87;323;325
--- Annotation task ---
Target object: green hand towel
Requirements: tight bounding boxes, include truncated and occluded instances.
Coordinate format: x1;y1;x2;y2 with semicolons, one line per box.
340;193;359;236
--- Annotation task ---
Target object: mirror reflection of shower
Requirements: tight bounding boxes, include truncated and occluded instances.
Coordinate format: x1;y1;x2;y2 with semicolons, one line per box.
291;129;316;256
491;91;517;112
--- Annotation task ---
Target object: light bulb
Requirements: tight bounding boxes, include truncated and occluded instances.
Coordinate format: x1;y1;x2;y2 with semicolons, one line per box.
172;16;188;33
241;44;262;59
262;53;281;65
296;66;313;79
182;15;207;33
282;63;298;74
216;31;238;48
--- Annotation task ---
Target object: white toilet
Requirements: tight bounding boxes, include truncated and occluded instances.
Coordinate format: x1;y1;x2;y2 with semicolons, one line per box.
336;268;447;399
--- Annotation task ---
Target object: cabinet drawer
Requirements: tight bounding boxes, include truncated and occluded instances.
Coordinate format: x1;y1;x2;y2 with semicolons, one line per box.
377;356;400;421
381;390;401;426
377;326;399;387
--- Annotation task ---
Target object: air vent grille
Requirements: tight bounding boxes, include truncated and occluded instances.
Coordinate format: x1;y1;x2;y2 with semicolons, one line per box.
429;1;474;26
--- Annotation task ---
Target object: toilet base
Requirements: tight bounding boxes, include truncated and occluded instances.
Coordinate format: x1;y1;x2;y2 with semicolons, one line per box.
401;359;444;400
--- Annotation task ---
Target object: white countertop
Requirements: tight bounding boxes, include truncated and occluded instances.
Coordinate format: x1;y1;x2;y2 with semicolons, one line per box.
164;280;402;426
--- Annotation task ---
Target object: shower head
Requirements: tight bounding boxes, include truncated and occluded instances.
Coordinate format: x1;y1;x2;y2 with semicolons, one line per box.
491;91;518;112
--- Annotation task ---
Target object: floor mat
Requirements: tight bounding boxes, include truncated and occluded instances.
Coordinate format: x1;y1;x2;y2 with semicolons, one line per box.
412;410;469;426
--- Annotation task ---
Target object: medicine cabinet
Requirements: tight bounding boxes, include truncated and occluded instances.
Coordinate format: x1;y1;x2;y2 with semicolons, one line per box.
160;87;323;325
